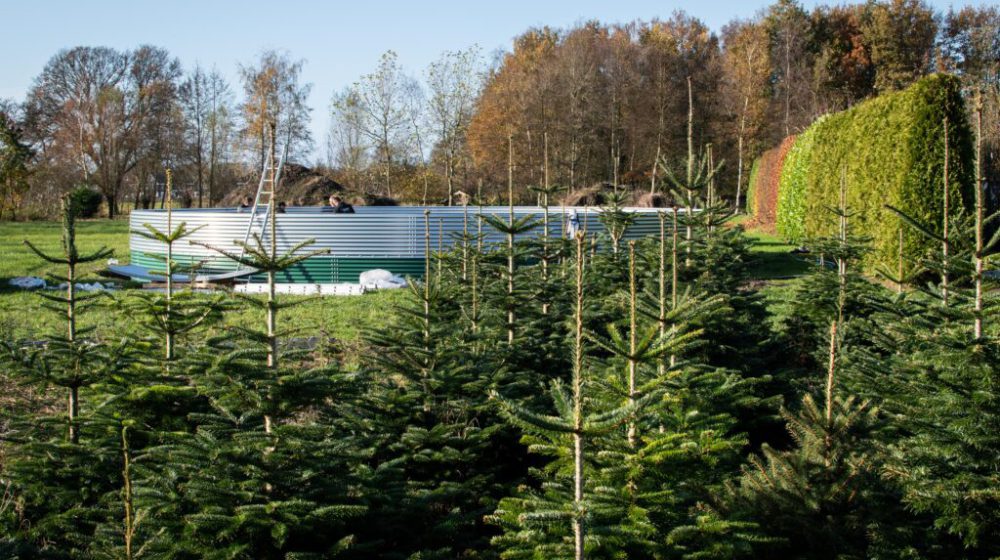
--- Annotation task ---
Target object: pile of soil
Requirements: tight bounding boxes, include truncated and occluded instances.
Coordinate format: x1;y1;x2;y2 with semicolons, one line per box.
222;163;344;207
349;194;399;207
562;183;674;207
633;191;672;208
561;183;613;206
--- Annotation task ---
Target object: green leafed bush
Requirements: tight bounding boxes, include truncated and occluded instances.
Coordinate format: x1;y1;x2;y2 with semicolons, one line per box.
68;186;103;219
775;74;974;272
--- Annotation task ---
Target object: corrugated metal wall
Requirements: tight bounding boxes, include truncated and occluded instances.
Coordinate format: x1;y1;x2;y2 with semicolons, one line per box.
129;206;680;282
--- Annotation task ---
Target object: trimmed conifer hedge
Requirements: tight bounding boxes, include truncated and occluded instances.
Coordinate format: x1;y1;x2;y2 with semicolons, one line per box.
775;74;974;272
776;123;820;243
748;135;797;231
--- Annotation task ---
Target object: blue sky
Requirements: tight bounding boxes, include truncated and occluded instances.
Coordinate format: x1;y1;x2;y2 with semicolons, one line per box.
0;0;991;162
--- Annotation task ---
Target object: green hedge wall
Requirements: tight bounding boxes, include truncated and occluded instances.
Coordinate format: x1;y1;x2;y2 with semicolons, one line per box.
750;135;797;230
775;74;974;273
775;123;821;243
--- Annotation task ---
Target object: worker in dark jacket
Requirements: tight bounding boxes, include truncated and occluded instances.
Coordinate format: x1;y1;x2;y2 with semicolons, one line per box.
327;195;355;214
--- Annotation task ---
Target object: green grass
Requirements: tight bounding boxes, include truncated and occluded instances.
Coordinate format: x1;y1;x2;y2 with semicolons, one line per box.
0;219;130;282
0;219;404;342
0;289;405;343
0;216;808;341
736;216;812;280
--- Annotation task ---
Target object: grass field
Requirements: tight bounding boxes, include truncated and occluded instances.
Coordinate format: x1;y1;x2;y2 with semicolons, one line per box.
0;219;130;282
0;219;405;342
743;226;812;279
0;216;805;341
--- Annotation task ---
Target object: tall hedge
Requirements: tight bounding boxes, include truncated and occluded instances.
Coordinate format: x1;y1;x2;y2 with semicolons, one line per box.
776;124;821;243
749;135;797;231
746;157;759;217
775;74;974;273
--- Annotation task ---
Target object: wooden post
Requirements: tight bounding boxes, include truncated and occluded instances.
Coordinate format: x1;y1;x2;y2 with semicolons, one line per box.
707;143;715;236
838;168;847;324
122;425;135;560
942;117;950;306
507;134;515;344
424;209;432;345
542;131;550;315
65;195;79;444
165;168;175;361
462;204;469;282
264;123;277;435
437;218;443;284
671;206;679;368
974;90;984;338
685;76;694;265
658;212;667;377
472;214;481;334
627;241;638;448
825;321;837;419
572;232;586;560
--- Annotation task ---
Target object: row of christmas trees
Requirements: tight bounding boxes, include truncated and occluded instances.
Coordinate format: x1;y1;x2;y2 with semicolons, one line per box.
2;104;999;559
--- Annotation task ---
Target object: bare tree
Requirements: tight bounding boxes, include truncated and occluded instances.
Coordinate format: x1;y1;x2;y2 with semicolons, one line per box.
426;46;483;205
206;69;234;206
328;87;370;186
26;45;180;218
405;81;433;203
639;23;676;194
722;19;771;212
351;50;420;198
239;50;312;172
179;65;209;207
765;0;812;138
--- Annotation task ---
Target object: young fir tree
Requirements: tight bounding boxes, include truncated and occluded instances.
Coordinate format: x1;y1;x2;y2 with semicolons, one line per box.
344;214;507;558
713;189;917;559
478;181;574;398
84;171;232;559
526;132;567;318
875;108;1000;554
124;169;224;364
489;233;645;560
583;239;757;559
717;315;889;558
136;141;368;557
1;195;130;556
652;109;779;450
654;117;770;382
624;209;768;559
767;176;888;402
21;194;116;443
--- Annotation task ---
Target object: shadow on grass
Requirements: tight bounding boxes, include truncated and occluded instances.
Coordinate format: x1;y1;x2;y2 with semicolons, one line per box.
748;251;811;280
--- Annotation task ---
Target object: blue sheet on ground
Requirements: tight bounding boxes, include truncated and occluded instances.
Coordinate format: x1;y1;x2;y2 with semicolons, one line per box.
105;264;257;283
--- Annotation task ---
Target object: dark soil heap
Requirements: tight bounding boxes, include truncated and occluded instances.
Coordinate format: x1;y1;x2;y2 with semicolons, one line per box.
222;163;344;207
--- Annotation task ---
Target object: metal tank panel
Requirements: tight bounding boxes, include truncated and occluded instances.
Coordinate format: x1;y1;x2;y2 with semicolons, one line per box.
129;206;680;283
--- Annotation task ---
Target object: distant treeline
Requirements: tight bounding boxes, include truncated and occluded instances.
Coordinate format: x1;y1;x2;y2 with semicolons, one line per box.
0;0;998;219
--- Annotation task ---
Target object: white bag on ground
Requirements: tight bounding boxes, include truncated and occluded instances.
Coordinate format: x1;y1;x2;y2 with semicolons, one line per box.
359;269;406;289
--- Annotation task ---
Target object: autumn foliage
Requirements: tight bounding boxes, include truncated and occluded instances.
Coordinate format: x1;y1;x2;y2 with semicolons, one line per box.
747;135;796;231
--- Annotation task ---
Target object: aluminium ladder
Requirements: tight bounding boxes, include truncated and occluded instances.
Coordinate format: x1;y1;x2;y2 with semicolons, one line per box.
237;133;290;264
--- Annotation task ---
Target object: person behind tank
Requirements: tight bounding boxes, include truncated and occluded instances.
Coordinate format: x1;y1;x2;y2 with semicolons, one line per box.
324;194;355;214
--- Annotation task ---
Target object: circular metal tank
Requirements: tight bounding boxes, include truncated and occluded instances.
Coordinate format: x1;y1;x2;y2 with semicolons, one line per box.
129;206;679;283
